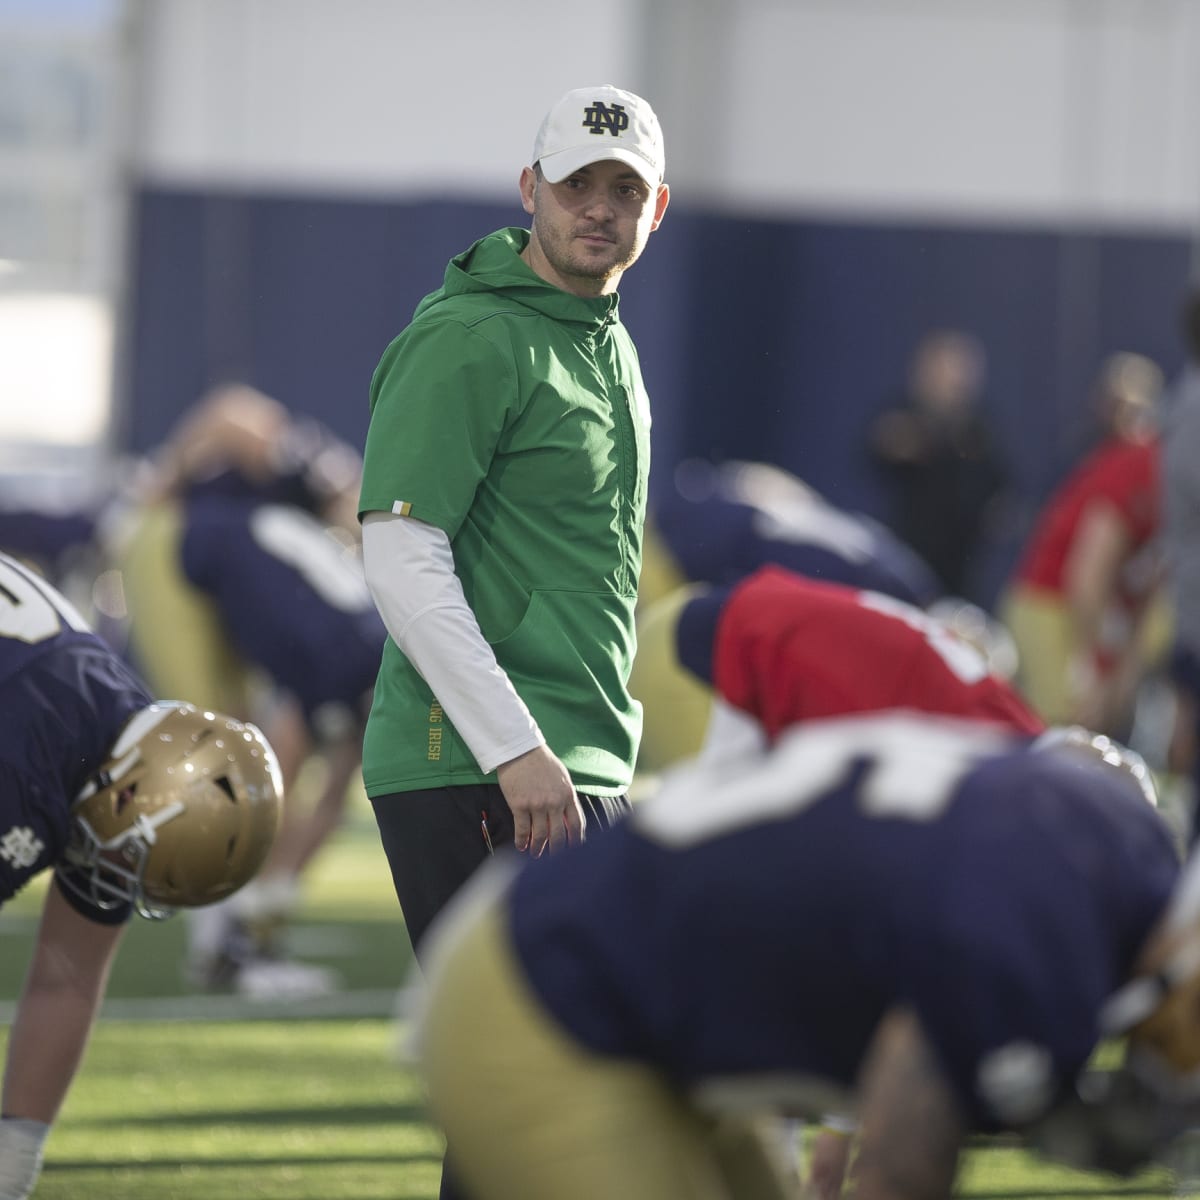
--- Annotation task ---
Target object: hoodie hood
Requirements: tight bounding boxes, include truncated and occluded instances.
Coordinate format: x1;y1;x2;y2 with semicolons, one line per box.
414;227;621;336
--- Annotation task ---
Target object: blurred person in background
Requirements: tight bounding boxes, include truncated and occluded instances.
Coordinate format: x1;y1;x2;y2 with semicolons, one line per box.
633;459;1018;776
112;383;385;997
0;550;281;1200
1001;353;1166;739
641;458;943;615
0;506;102;590
634;564;1043;774
1162;288;1200;846
416;710;1187;1200
867;329;1010;600
0;498;129;658
630;563;1046;1196
358;84;669;1200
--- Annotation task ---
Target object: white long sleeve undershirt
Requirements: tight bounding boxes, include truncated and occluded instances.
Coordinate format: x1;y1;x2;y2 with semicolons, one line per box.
360;511;544;774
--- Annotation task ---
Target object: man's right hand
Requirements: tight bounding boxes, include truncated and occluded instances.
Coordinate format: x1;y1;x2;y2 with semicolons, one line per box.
496;745;585;856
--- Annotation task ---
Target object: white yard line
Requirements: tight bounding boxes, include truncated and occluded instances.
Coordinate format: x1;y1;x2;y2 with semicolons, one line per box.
0;987;416;1025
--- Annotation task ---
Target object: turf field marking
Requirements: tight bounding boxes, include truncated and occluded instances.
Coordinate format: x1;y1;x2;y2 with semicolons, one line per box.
0;986;404;1024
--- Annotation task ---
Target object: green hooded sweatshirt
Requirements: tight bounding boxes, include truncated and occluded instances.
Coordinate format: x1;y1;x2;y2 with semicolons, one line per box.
359;227;650;797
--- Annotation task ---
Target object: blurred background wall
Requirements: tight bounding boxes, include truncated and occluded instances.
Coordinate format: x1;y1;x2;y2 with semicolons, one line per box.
3;0;1200;601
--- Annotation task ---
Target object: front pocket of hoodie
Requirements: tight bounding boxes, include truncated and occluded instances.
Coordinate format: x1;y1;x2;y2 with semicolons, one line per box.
489;588;637;764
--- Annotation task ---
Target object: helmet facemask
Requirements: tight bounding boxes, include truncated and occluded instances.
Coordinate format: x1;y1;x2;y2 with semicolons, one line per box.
1083;853;1200;1171
1032;898;1200;1176
1107;926;1200;1098
64;794;187;919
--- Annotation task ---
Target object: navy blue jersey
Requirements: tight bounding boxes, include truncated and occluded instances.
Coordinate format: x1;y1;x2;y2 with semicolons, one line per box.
506;714;1178;1131
179;497;385;724
0;553;151;920
652;481;942;609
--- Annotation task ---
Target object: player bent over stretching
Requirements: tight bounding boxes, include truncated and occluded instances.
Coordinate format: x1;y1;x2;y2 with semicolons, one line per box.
0;552;282;1200
418;711;1187;1200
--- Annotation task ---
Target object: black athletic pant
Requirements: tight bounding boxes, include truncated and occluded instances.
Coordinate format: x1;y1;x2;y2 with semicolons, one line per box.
370;783;632;1200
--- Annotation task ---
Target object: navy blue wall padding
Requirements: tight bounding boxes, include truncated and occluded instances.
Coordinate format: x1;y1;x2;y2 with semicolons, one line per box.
123;186;1192;606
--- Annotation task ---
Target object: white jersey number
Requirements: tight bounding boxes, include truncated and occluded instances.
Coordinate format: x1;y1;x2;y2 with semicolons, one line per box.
858;590;990;685
638;713;1009;848
0;556;92;643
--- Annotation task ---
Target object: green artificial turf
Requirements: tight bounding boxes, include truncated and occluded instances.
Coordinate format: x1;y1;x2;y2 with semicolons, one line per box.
25;1019;441;1200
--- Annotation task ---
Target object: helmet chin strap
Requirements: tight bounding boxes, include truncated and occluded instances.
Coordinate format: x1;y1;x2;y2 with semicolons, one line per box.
72;747;140;806
108;801;187;851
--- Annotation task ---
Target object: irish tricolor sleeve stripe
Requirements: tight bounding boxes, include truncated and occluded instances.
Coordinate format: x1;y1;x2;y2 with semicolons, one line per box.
392;500;412;516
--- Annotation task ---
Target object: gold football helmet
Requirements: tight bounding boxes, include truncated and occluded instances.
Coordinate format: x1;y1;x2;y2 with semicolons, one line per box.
1032;724;1159;809
925;596;1021;682
60;702;283;919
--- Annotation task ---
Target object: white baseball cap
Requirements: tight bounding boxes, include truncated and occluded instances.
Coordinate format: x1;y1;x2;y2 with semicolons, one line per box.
532;85;665;187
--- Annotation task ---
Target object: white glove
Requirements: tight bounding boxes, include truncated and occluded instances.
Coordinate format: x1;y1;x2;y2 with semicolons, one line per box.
0;1118;49;1200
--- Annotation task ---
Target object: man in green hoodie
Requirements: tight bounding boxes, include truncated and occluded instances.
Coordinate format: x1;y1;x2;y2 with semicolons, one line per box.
359;85;668;957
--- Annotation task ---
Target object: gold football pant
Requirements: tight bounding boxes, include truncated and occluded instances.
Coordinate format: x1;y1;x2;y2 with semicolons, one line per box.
420;895;799;1200
1000;584;1075;726
628;583;715;774
117;500;251;713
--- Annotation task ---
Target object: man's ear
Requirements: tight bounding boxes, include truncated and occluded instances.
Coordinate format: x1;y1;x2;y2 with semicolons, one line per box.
519;166;538;216
650;182;670;231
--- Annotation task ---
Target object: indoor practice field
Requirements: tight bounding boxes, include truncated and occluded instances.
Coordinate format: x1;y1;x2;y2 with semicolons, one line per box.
0;788;1184;1199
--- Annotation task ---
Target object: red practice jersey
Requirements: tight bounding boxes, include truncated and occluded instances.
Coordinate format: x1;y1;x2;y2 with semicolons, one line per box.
703;566;1045;740
1014;436;1160;595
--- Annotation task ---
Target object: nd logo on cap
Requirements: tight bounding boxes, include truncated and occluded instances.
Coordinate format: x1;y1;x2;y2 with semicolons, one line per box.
582;101;630;138
532;85;665;187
